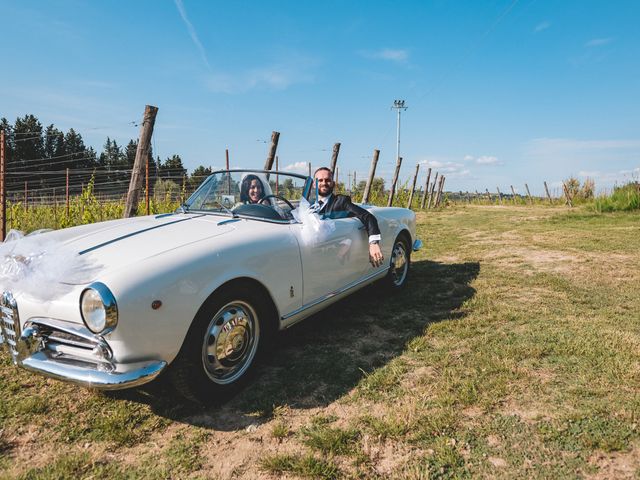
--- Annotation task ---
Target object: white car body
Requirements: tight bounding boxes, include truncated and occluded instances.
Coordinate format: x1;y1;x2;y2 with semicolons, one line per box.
0;170;420;392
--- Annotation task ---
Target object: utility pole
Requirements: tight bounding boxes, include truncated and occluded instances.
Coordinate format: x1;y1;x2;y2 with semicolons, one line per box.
392;100;407;174
389;99;407;207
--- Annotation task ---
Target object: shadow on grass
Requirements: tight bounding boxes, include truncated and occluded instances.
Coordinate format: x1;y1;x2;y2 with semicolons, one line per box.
108;259;479;430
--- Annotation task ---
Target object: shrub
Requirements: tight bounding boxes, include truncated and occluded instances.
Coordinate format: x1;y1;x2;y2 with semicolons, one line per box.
593;182;640;212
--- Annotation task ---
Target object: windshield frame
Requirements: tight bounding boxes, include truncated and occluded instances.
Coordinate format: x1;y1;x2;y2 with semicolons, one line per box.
181;169;313;223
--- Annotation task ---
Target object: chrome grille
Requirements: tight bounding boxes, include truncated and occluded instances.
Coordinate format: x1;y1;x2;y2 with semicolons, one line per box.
0;291;21;362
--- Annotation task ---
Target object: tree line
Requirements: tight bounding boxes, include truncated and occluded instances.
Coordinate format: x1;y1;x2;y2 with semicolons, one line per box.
0;114;213;200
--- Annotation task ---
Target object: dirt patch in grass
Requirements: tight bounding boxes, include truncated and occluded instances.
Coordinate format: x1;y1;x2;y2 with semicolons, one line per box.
587;444;640;479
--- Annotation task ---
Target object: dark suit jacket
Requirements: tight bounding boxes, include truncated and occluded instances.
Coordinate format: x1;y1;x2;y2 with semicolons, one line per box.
319;194;381;238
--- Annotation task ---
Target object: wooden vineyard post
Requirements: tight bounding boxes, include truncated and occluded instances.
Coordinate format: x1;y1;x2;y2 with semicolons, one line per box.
485;188;492;203
124;105;158;218
544;181;552;204
362;149;380;204
263;131;280;178
387;156;402;207
226;148;231;195
525;183;533;205
66;168;70;218
562;182;573;207
420;167;432;209
24;181;28;212
510;185;517;204
0;129;5;241
435;176;446;207
330;143;341;174
145;147;150;215
407;163;420;209
427;172;439;209
496;187;503;204
53;188;57;226
275;155;279;196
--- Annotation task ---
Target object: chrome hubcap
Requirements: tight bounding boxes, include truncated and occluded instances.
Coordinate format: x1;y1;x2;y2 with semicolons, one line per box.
390;242;408;286
201;301;259;385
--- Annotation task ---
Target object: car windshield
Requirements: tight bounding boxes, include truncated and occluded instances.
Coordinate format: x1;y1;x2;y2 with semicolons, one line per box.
183;170;312;221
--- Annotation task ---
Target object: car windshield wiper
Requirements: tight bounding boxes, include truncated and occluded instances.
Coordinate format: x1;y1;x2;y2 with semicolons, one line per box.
211;200;238;218
176;204;189;214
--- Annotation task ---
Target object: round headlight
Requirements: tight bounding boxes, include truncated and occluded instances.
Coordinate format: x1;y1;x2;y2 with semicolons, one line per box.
80;282;118;334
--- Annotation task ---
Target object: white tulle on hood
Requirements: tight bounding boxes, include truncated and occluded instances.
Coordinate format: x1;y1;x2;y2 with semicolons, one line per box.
0;229;102;301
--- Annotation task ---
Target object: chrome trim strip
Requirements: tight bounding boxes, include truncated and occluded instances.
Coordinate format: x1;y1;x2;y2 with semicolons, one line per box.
26;317;113;360
79;214;205;255
281;268;389;321
413;239;423;251
20;352;167;390
217;218;242;226
0;291;20;362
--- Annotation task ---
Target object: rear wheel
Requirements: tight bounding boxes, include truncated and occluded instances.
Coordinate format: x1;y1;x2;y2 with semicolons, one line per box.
169;283;272;403
383;235;411;290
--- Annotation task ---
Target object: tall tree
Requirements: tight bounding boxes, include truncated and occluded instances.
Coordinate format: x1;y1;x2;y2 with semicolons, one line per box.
159;155;186;181
188;165;212;190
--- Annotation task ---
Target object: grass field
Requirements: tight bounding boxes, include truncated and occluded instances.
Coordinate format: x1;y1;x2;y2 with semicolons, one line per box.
1;205;639;479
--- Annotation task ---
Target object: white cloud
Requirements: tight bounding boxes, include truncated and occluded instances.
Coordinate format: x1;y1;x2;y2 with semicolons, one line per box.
418;158;470;178
476;156;499;165
534;21;551;33
585;37;613;47
283;161;309;174
361;48;409;63
174;0;211;70
463;155;500;165
205;55;318;93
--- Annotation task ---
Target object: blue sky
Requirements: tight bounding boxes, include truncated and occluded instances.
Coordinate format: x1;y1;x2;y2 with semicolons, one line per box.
2;0;639;195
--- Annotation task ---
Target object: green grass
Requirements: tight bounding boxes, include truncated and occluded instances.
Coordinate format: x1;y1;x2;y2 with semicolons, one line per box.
593;182;640;212
2;204;640;478
260;453;341;479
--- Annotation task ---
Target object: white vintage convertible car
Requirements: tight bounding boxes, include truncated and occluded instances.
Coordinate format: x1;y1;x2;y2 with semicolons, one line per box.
0;169;420;402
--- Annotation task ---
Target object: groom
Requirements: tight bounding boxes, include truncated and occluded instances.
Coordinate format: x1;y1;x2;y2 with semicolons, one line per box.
313;167;384;268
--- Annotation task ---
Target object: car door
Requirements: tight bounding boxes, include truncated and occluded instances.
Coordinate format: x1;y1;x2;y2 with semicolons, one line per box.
293;217;370;306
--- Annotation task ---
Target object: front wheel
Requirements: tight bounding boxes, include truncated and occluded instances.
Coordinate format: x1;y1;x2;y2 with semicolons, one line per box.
169;284;271;403
382;235;411;291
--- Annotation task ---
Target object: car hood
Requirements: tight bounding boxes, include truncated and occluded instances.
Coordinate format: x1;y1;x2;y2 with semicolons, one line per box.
47;213;236;282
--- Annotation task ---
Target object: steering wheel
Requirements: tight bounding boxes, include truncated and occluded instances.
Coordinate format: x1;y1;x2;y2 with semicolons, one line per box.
259;194;295;210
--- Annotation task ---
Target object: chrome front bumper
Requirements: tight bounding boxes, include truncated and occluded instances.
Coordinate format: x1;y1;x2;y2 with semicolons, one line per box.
0;293;166;390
